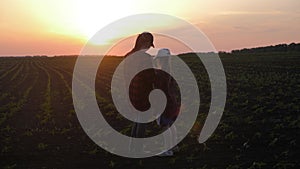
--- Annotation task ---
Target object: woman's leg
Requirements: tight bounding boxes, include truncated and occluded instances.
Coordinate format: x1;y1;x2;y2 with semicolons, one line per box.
136;123;146;138
130;122;146;154
131;122;137;137
170;125;179;152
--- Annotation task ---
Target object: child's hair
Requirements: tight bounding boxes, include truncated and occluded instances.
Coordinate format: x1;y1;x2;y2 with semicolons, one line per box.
154;48;171;73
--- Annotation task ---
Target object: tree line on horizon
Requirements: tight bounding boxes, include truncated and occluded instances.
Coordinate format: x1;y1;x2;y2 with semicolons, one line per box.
230;42;300;54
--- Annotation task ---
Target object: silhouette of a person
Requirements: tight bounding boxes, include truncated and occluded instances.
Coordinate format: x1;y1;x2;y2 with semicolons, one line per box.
153;48;180;156
124;32;155;153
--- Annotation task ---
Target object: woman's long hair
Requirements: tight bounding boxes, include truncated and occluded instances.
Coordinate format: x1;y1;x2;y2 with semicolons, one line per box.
125;32;154;57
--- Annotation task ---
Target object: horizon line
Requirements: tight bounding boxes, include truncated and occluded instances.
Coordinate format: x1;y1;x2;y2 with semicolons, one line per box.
0;42;299;57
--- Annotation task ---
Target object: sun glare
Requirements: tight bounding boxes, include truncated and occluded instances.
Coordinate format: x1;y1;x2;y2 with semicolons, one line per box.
19;0;188;47
2;0;298;56
73;1;136;41
26;0;137;45
26;0;185;46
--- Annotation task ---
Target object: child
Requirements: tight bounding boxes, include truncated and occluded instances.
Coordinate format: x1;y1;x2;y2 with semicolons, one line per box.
153;48;180;156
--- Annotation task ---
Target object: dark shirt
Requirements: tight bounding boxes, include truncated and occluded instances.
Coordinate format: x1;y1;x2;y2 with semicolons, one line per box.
125;50;155;111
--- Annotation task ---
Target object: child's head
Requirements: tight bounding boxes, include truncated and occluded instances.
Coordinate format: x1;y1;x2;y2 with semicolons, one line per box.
155;48;171;72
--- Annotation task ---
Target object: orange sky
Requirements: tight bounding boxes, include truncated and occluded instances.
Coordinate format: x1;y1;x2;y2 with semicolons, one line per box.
0;0;299;56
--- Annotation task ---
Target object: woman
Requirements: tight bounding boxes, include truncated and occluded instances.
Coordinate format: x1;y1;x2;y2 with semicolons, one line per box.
124;32;155;153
